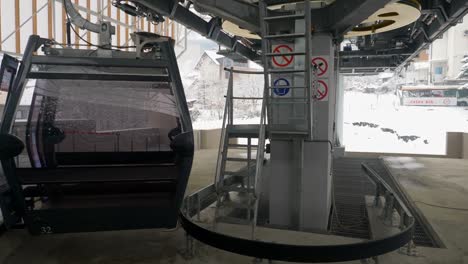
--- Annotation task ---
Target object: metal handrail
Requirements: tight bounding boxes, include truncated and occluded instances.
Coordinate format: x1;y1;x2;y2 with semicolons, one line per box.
223;67;264;75
250;62;269;238
213;68;234;192
231;96;263;100
361;163;414;229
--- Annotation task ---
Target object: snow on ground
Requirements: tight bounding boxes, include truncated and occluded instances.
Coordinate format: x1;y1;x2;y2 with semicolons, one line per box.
343;91;468;155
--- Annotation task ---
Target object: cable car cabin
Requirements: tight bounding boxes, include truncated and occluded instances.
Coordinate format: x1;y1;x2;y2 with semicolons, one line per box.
0;35;194;235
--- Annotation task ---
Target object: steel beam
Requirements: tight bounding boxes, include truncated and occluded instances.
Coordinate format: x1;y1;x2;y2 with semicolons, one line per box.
128;0;468;70
398;0;468;68
340;57;399;69
322;0;393;36
340;49;414;58
193;0;260;33
132;0;260;61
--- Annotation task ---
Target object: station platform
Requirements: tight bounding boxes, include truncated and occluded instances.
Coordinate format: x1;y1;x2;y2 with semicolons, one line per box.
1;150;467;264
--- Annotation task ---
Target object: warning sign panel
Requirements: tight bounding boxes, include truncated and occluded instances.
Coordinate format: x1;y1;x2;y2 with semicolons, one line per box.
311;56;329;78
313;80;329;101
272;44;294;68
272;77;291;97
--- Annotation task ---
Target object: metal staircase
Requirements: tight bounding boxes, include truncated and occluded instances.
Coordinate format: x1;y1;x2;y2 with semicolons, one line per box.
259;0;314;139
213;67;267;239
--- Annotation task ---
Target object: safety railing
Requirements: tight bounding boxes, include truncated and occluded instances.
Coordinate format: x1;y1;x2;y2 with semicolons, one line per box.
213;67;264;192
361;163;416;255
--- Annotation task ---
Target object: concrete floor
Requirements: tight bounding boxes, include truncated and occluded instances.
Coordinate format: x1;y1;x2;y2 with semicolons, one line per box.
378;157;468;264
1;151;468;263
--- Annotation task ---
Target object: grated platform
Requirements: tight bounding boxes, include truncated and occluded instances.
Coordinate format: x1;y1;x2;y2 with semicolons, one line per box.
331;157;440;247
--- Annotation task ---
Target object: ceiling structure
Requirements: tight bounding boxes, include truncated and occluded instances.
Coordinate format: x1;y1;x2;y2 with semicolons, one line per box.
119;0;468;73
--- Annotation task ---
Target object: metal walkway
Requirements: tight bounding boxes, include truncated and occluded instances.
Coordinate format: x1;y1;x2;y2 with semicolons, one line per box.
332;157;440;247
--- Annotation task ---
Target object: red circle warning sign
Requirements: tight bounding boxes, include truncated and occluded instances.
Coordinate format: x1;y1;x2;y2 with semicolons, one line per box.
272;45;294;67
315;80;328;101
311;57;328;77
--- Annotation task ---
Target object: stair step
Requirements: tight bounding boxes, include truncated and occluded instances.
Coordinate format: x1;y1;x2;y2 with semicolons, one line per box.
266;51;306;56
216;216;252;225
220;199;255;209
264;33;305;39
268;68;306;74
227;124;261;138
269;130;309;135
221;185;254;193
264;14;305;21
226;157;256;162
224;171;252;177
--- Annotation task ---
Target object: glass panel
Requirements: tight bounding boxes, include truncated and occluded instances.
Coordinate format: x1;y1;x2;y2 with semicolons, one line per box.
14;79;181;168
443;90;457;97
458;89;468;98
431;90;444;97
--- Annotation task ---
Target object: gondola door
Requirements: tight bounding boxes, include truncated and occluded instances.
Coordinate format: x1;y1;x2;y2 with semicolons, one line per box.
0;54;21;228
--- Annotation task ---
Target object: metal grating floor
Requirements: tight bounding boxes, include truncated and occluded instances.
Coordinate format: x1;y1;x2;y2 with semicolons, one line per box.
331;157;440;248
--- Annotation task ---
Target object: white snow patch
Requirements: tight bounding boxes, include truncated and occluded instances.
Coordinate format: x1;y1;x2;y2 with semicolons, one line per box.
343;91;468;155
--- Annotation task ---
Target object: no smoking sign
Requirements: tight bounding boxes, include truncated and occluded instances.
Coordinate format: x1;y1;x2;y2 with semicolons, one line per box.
313;80;329;101
311;56;329;77
272;44;294;68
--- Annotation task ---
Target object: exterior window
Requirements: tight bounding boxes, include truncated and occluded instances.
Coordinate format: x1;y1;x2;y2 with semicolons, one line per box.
459;89;468;98
431;90;444;97
443;90;456;97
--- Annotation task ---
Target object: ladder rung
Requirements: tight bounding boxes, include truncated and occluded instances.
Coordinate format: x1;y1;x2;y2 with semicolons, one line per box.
263;14;305;21
266;51;306;56
232;96;263;100
220;200;255;209
270;96;309;99
269;86;307;89
216;216;252;225
264;33;305;39
228;144;259;148
268;68;305;74
269;100;308;104
226;157;257;162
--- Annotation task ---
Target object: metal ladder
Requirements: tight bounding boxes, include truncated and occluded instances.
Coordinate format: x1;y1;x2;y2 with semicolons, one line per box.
259;0;314;139
213;67;267;239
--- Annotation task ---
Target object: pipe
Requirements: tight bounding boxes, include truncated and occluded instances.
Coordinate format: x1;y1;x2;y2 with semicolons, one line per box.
66;20;72;47
63;0;101;33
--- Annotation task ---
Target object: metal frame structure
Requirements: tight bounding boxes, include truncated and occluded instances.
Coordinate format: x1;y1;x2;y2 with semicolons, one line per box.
179;161;415;262
213;67;266;238
116;0;468;72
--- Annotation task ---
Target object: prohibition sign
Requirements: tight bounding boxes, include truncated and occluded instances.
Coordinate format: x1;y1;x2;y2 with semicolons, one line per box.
315;80;328;101
311;57;328;77
272;45;294;67
273;78;290;96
